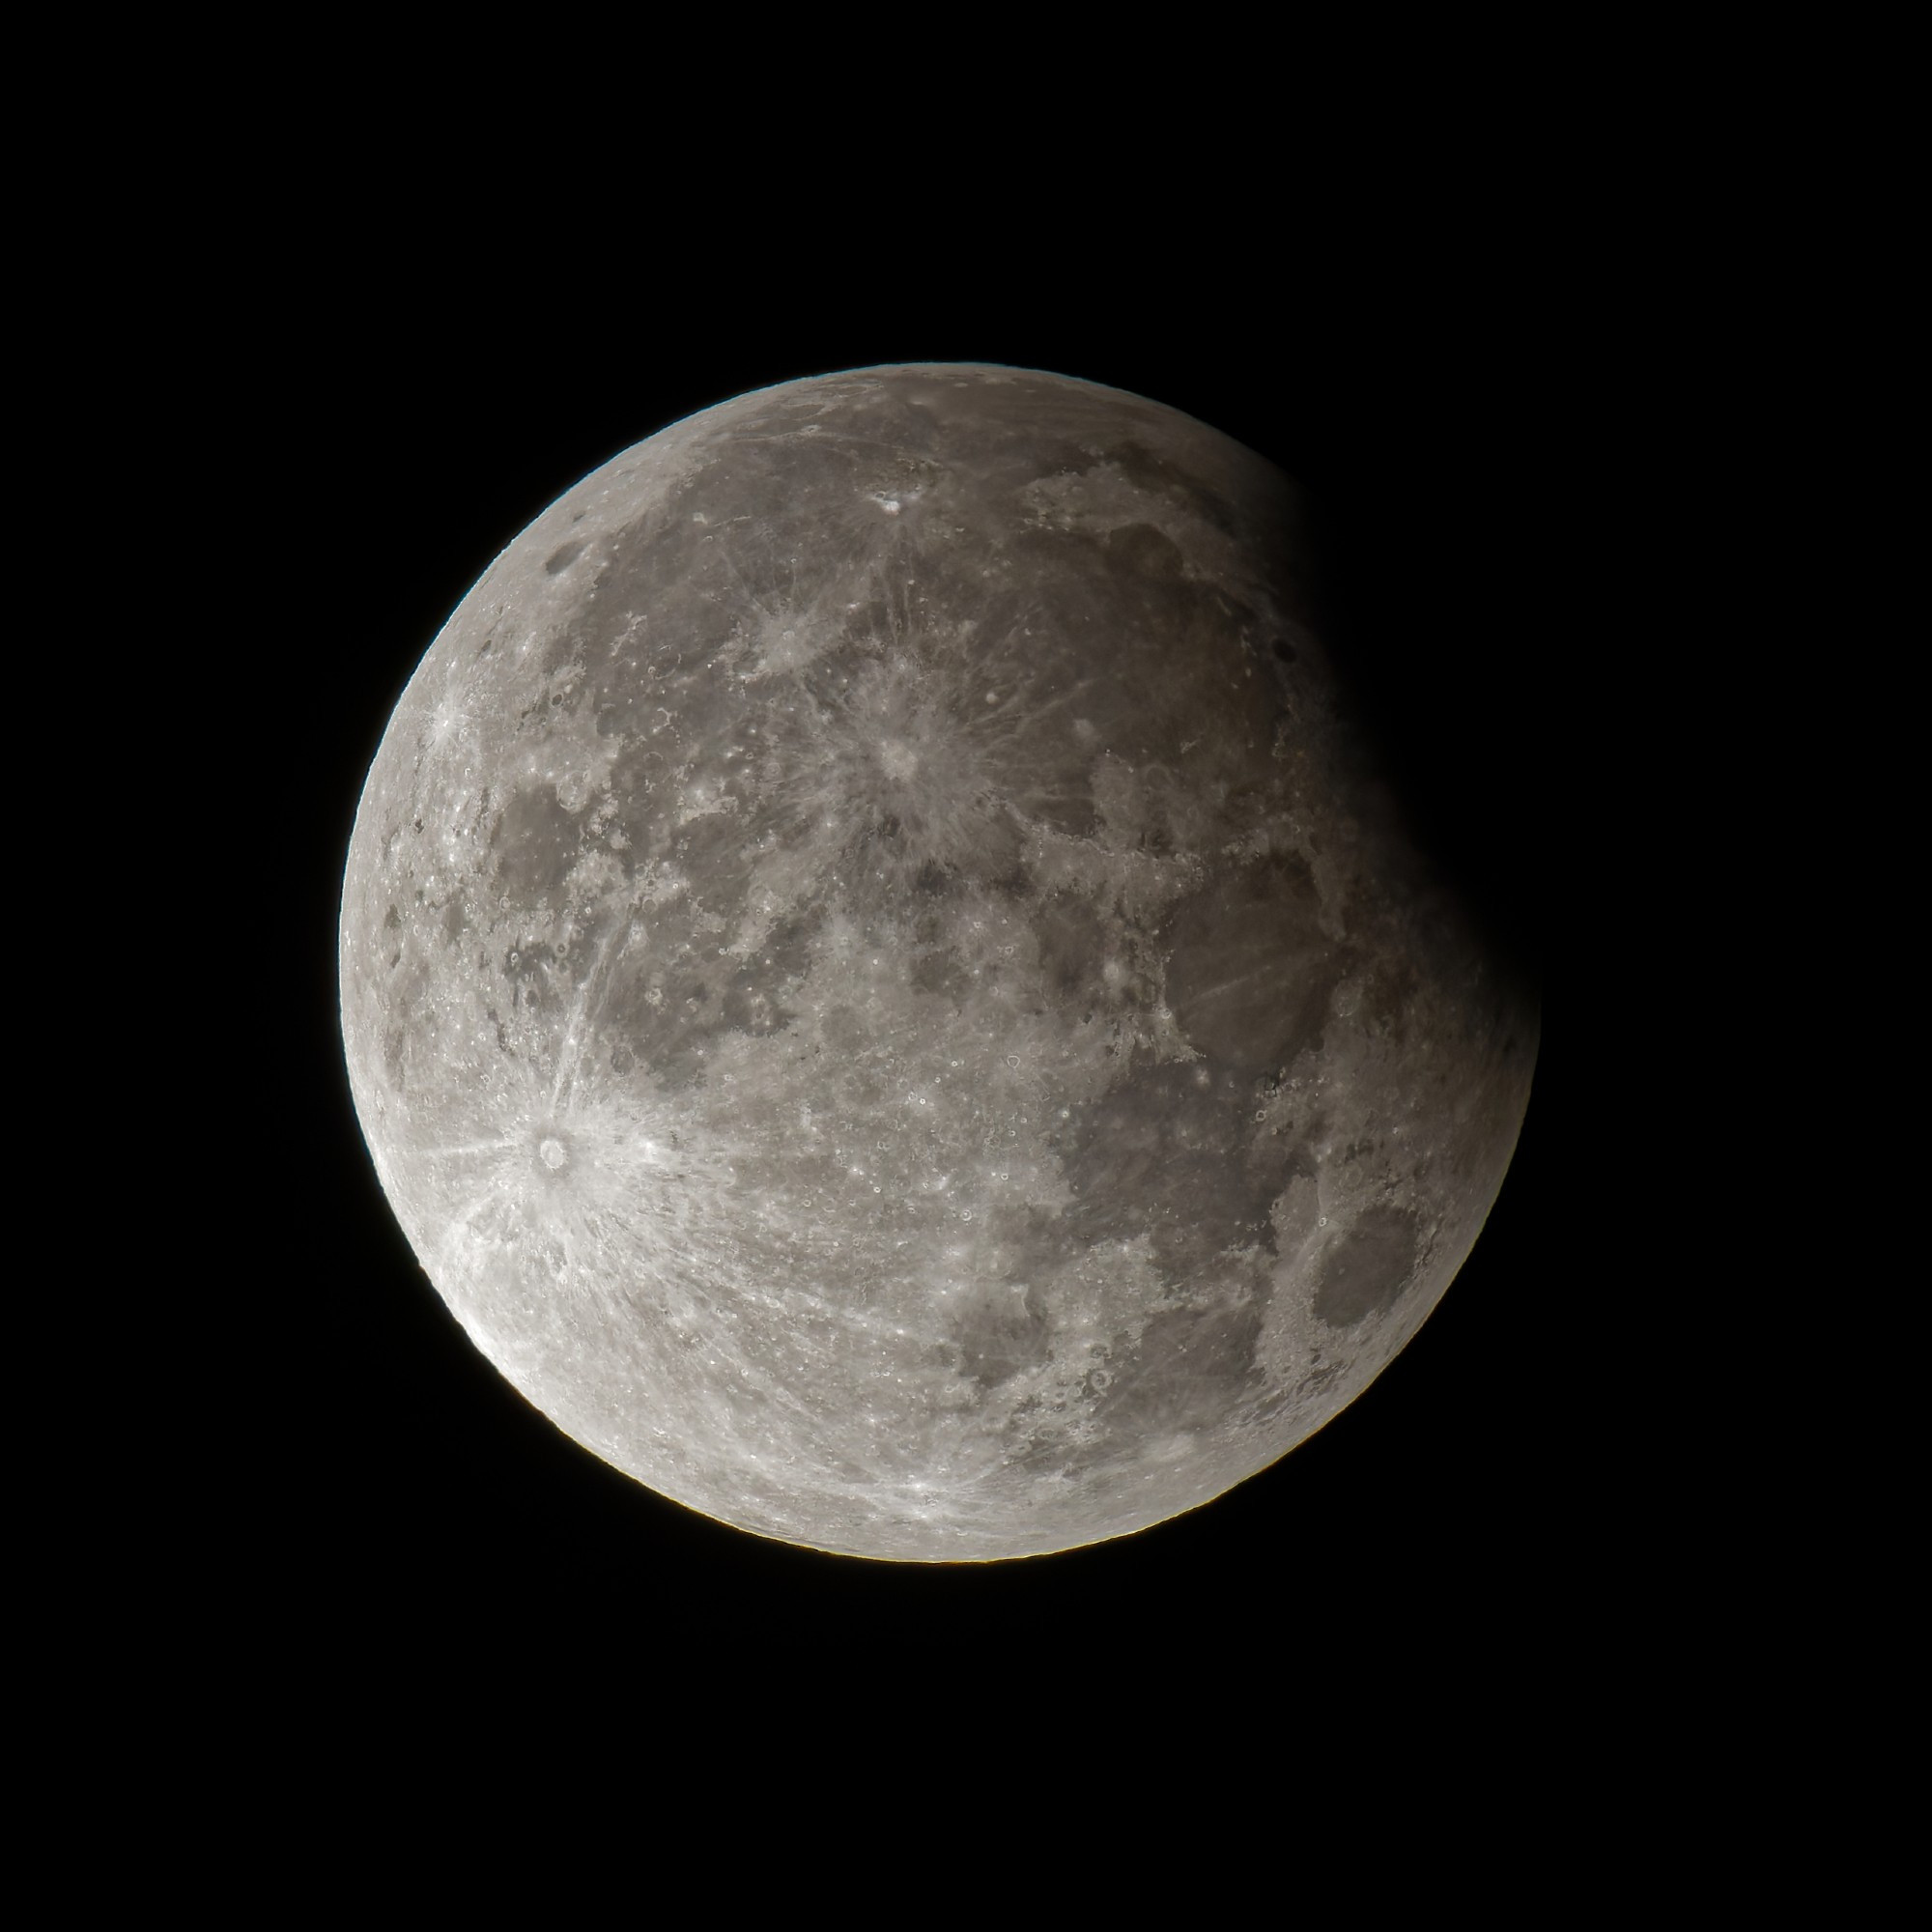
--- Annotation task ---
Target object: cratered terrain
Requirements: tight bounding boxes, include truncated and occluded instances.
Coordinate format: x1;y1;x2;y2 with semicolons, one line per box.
339;363;1538;1561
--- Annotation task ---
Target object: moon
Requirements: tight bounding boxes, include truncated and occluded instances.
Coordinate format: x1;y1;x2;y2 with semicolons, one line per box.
339;363;1537;1562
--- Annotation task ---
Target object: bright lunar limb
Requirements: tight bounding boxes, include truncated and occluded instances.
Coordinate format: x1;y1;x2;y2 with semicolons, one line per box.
340;364;1537;1561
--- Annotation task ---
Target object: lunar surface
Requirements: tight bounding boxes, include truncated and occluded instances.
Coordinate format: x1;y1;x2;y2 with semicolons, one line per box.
340;364;1537;1561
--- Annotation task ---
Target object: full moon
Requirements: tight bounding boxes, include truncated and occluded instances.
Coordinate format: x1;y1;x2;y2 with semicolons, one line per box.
340;364;1537;1561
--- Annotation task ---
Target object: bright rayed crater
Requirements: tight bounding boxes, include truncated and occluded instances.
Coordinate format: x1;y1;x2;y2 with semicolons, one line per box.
340;364;1537;1561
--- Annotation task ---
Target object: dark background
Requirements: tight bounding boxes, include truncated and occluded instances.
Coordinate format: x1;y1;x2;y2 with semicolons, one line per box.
263;251;1564;1687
